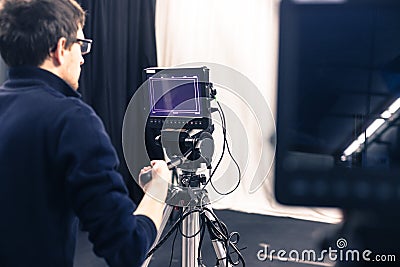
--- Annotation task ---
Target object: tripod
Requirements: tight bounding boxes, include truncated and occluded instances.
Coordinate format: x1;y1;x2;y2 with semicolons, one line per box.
141;168;245;267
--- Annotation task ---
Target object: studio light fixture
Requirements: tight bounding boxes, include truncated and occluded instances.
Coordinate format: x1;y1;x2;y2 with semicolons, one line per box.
342;97;400;158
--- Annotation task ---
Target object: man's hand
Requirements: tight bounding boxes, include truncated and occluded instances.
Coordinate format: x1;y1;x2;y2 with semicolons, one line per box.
140;160;169;201
134;160;170;230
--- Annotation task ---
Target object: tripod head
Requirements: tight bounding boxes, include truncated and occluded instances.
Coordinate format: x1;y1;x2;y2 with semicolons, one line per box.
139;127;215;206
161;128;215;207
160;127;214;171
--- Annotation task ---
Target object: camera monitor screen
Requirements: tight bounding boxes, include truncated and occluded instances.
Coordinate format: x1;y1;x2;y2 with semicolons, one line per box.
144;67;211;130
275;0;400;209
149;77;201;117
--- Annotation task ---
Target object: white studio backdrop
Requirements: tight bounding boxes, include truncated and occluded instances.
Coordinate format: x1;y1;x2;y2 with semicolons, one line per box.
155;0;342;223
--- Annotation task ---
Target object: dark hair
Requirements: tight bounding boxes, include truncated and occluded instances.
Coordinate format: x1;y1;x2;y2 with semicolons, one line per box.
0;0;86;67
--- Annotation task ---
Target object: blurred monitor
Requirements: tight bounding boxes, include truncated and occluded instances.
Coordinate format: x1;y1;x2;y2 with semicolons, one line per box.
275;0;400;209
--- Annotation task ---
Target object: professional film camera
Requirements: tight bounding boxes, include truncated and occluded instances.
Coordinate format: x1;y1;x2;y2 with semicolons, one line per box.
139;67;245;267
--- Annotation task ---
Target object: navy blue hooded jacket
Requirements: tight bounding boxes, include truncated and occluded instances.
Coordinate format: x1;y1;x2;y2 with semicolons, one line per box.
0;67;156;267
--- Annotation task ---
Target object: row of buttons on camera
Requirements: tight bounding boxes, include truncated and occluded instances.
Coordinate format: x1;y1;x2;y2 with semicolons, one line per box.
148;119;204;125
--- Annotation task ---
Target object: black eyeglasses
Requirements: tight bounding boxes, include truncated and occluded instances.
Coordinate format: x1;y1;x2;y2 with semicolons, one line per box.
75;38;92;55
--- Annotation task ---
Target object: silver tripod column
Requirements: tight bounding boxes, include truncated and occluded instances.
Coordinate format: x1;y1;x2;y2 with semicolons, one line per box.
182;206;200;267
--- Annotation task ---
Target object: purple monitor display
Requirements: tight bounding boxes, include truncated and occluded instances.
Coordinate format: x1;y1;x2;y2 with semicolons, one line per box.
143;66;211;130
149;77;201;117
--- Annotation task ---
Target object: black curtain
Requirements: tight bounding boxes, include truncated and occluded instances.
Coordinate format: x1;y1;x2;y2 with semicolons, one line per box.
77;0;158;204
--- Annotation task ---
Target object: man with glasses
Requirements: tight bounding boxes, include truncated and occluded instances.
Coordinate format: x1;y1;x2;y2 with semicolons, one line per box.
0;0;169;266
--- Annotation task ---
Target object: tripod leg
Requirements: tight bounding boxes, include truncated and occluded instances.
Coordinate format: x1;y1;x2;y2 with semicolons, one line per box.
203;208;232;267
211;239;230;267
142;204;175;267
182;206;200;267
